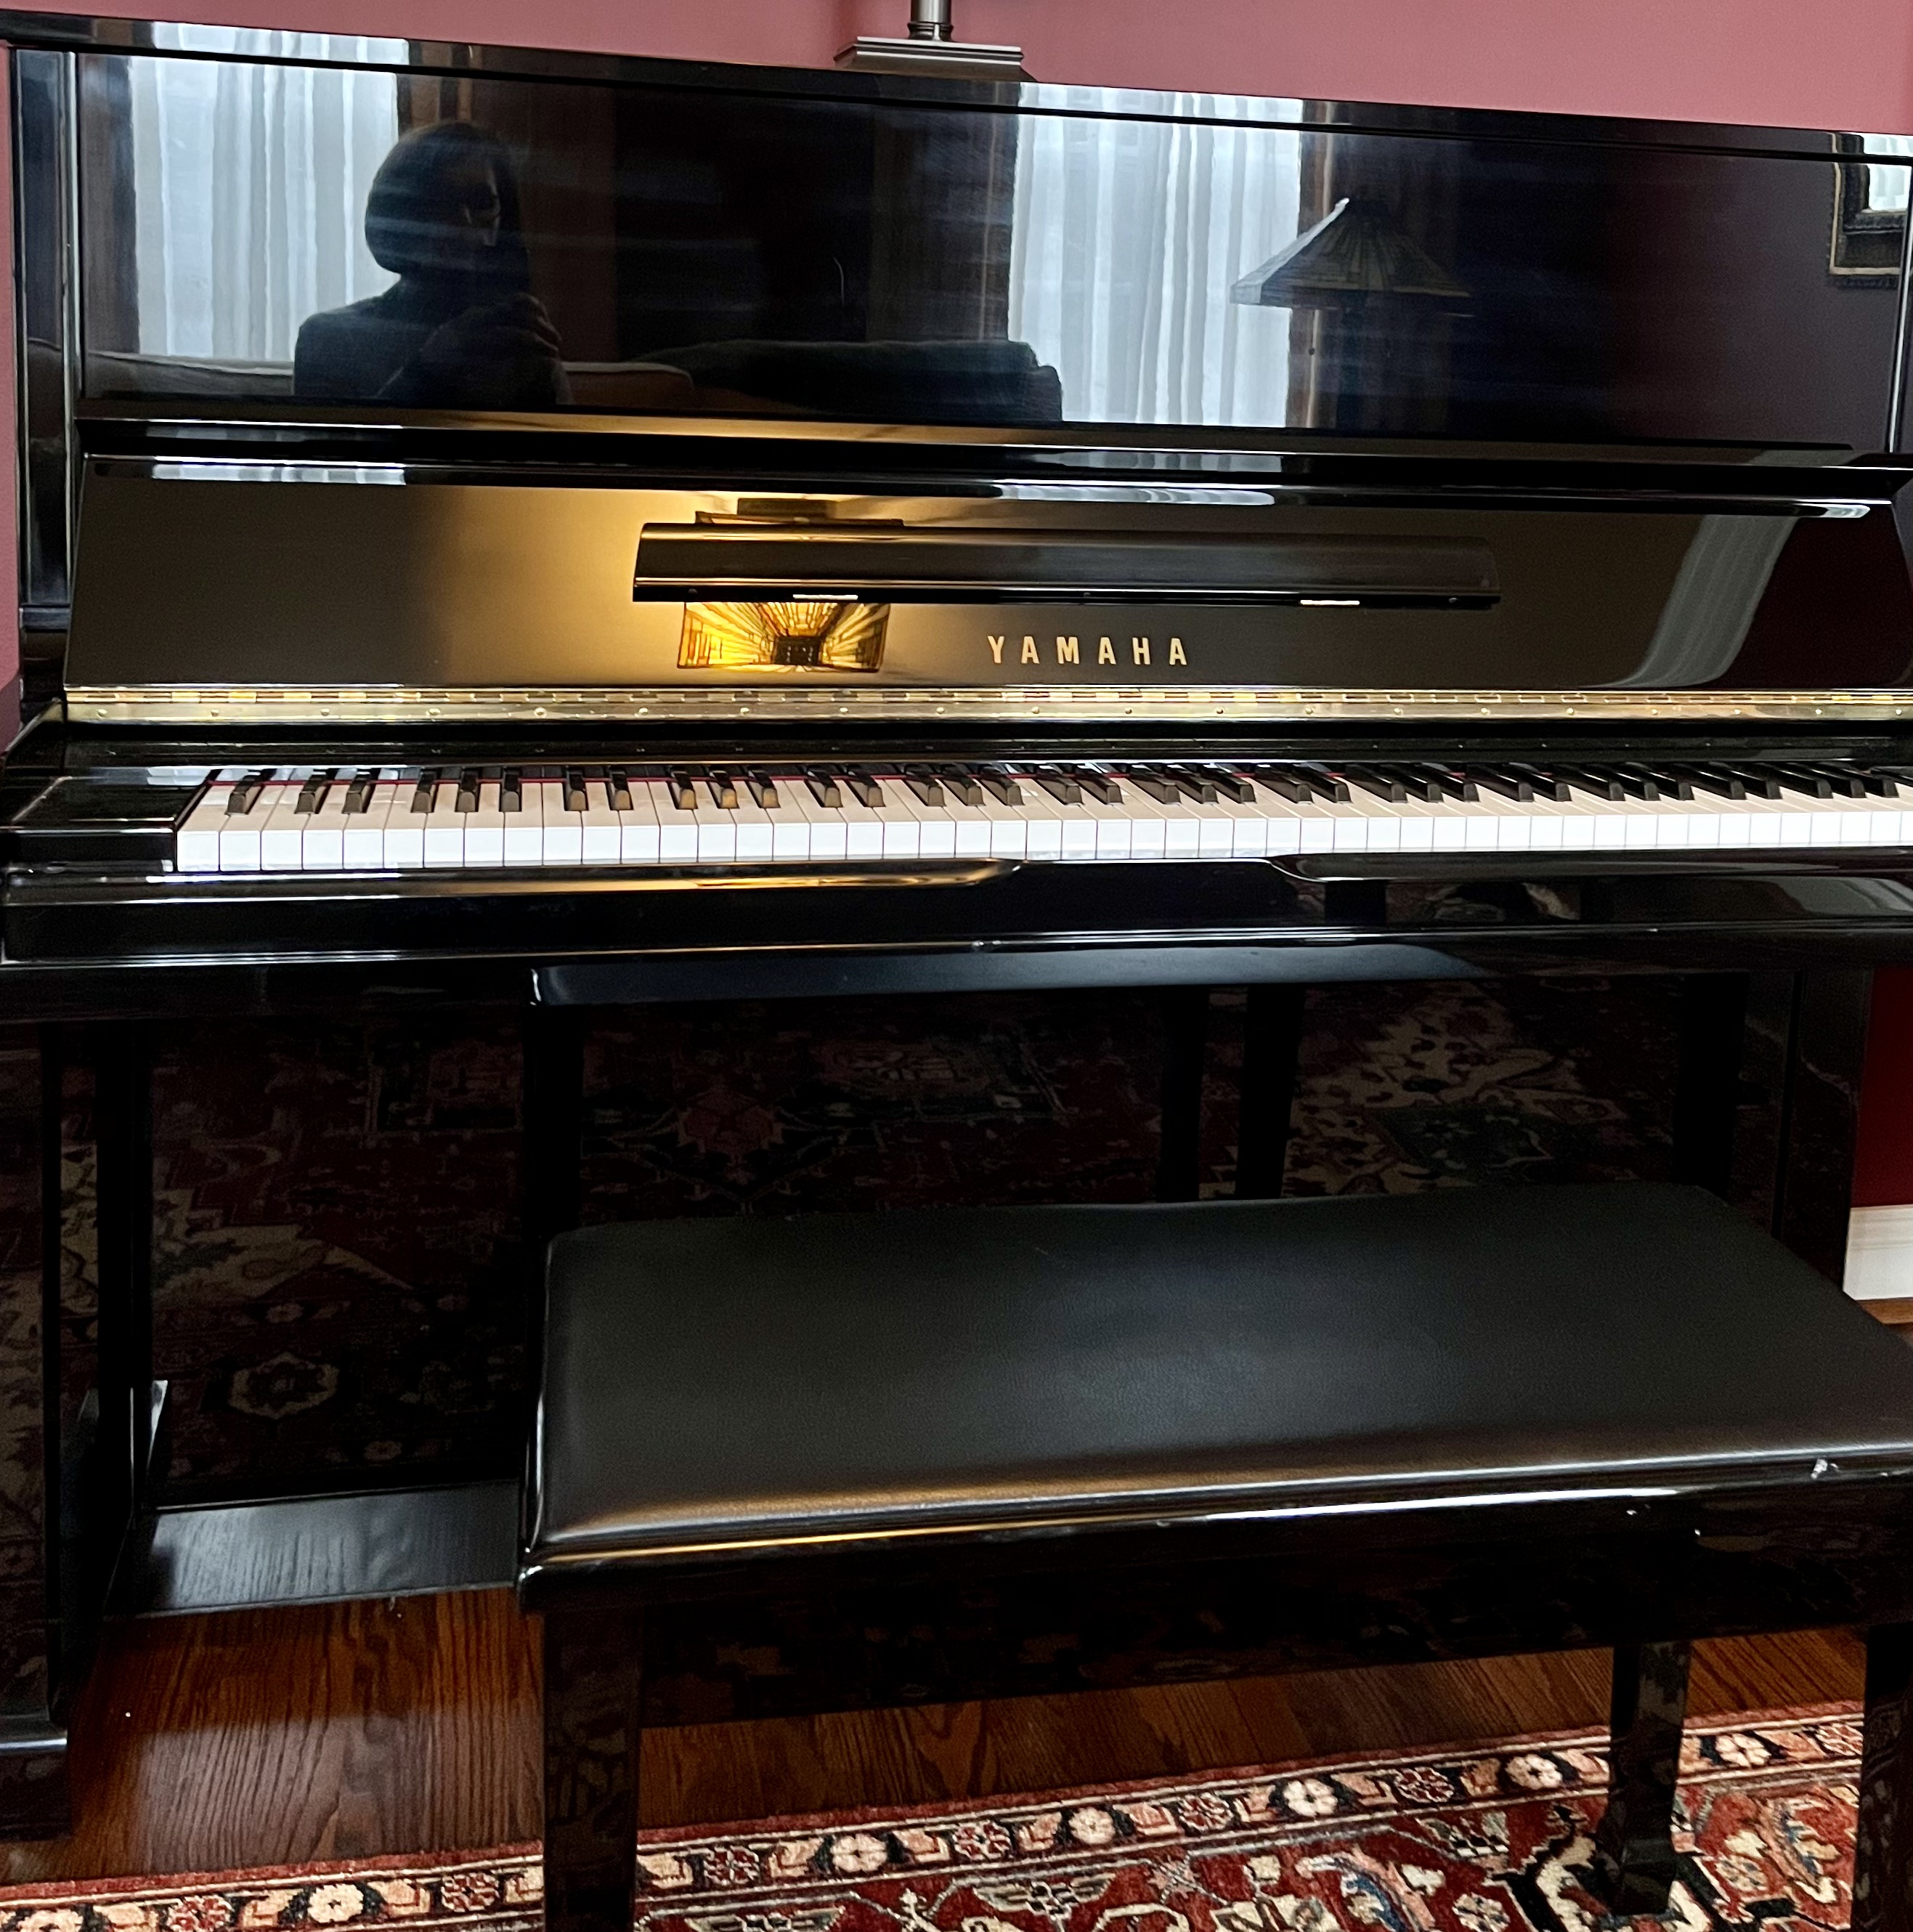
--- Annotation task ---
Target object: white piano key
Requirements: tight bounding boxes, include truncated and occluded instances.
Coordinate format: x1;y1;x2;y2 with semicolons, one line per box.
540;779;585;865
299;772;352;871
260;771;312;870
219;782;284;872
343;776;401;869
383;777;429;869
791;782;848;862
582;780;621;864
176;785;233;872
615;781;661;864
689;781;738;863
645;779;699;863
869;779;924;859
465;779;506;866
424;777;466;867
974;785;1028;859
728;783;776;862
503;776;544;866
757;780;814;861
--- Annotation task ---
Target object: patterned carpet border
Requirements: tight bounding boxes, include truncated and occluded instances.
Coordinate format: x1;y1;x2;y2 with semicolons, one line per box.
0;1705;1866;1932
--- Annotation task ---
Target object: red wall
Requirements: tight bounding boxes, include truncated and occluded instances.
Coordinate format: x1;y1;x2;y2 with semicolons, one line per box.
7;0;1913;1201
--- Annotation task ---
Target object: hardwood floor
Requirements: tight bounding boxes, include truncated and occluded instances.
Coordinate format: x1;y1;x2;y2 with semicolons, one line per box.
0;1588;1865;1887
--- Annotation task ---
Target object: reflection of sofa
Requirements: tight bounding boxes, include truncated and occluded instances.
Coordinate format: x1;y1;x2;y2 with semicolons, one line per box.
84;349;699;412
85;337;1065;424
641;338;1065;425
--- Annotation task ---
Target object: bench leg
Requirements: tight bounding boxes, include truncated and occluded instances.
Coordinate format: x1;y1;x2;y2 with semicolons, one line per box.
543;1606;646;1932
1591;1639;1691;1915
1856;1624;1913;1932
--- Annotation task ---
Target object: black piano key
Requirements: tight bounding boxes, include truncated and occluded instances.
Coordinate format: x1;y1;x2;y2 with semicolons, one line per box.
1857;770;1902;797
1075;770;1122;805
294;771;331;815
1246;768;1316;805
1463;766;1535;803
1166;767;1217;804
666;769;700;811
1336;766;1411;804
1117;767;1179;804
342;774;375;813
975;767;1024;805
1504;765;1575;803
1795;764;1871;799
742;771;780;811
1031;769;1084;805
934;767;984;808
564;769;588;813
1656;765;1746;801
706;772;739;811
1715;765;1785;800
501;771;524;813
804;769;844;809
1197;767;1255;804
227;771;272;816
409;771;439;814
1416;765;1481;802
838;769;884;808
456;769;482;813
903;767;945;806
1293;766;1353;803
606;768;635;811
1556;767;1628;803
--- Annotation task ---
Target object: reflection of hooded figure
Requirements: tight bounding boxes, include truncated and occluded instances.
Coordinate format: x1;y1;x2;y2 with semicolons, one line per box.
293;121;568;407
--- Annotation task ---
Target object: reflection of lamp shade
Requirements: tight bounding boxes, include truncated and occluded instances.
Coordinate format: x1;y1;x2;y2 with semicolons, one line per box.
1232;197;1470;308
680;600;889;672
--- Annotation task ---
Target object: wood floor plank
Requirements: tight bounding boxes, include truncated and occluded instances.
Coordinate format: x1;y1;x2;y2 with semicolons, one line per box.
0;1592;1869;1885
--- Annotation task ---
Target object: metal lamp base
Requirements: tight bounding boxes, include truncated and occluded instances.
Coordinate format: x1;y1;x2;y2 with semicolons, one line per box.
835;36;1028;81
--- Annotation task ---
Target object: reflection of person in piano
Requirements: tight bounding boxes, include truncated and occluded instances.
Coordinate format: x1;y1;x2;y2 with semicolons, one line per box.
293;121;570;408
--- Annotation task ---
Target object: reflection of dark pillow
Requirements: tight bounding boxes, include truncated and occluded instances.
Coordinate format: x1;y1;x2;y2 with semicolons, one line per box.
642;338;1063;426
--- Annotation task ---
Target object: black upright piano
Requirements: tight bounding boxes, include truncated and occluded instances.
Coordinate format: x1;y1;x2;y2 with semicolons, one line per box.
5;10;1913;1832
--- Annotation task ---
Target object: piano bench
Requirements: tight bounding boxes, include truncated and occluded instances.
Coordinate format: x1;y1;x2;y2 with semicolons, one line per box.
520;1184;1913;1932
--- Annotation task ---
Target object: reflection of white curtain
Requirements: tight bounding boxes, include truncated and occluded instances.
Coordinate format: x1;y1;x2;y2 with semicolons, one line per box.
130;31;400;360
1009;92;1302;427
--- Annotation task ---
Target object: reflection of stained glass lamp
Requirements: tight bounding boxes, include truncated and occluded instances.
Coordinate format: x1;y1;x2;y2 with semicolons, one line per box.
680;600;889;672
1233;197;1470;308
1232;197;1469;431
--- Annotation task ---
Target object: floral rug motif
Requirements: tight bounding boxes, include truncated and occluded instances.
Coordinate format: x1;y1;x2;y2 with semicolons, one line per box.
0;1708;1864;1932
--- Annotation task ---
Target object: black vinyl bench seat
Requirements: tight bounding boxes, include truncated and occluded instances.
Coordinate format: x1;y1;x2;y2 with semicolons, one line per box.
521;1183;1913;1932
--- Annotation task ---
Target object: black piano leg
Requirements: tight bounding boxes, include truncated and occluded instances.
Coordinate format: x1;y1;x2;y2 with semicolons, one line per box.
1856;1625;1913;1932
91;1020;155;1596
1591;1638;1691;1915
0;1023;68;1838
524;1003;587;1374
1772;969;1872;1285
1235;983;1307;1200
543;1604;646;1932
1670;973;1747;1199
1155;988;1211;1202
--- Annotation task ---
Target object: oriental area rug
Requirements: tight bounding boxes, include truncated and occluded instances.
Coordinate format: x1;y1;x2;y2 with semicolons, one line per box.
0;1708;1867;1932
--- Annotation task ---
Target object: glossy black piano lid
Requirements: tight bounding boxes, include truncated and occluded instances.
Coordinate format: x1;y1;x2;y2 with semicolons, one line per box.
65;38;1913;448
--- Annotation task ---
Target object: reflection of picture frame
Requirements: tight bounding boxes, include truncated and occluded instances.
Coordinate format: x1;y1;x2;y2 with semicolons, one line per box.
1831;134;1908;283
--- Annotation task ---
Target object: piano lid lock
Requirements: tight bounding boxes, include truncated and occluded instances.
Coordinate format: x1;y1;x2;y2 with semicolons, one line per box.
633;521;1500;608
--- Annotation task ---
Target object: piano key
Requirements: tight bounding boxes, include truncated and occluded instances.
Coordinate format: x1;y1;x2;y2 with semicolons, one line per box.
219;778;285;871
176;784;234;871
261;771;313;869
343;775;401;868
539;776;585;865
464;779;507;866
758;776;816;861
299;768;355;869
382;773;429;869
644;777;700;863
502;771;544;866
616;778;662;864
729;784;776;861
424;775;467;866
868;778;925;859
581;779;622;864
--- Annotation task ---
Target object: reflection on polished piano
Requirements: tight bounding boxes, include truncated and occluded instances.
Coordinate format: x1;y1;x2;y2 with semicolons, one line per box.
5;9;1913;1833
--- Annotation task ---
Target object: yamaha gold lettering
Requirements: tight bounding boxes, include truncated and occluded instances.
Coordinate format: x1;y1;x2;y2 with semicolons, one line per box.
977;631;1191;674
